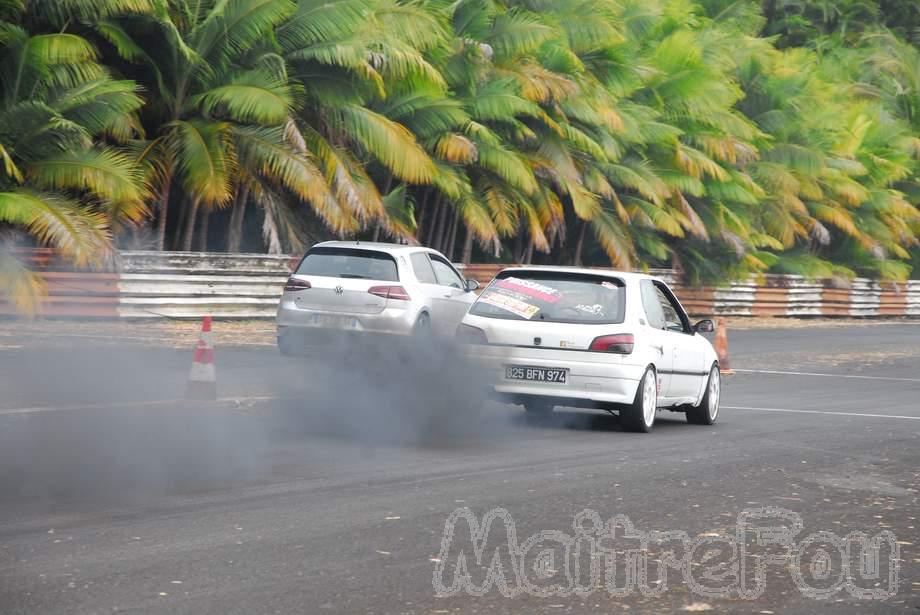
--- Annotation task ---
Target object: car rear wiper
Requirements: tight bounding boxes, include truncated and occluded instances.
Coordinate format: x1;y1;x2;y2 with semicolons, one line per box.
339;274;369;279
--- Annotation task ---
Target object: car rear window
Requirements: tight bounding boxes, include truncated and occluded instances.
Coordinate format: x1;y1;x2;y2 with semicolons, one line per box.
470;272;626;324
296;247;399;282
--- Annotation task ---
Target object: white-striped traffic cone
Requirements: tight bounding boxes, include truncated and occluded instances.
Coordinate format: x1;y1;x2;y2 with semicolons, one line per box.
186;316;217;400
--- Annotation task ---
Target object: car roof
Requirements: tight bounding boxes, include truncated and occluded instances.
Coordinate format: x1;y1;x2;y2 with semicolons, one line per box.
311;241;427;255
493;266;663;283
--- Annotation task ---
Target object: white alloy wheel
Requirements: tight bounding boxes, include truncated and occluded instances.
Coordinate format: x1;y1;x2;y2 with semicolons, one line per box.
707;368;720;421
623;367;657;433
642;370;657;428
687;364;720;426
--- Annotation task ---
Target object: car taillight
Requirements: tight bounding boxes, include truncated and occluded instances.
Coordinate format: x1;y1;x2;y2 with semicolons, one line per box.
284;277;311;291
368;285;411;301
589;333;634;354
456;323;488;344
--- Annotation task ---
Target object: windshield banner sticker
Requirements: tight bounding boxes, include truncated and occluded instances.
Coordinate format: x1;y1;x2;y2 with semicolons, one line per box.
495;277;561;304
479;290;541;319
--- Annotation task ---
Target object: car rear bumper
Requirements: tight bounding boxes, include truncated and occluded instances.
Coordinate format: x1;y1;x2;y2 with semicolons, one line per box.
277;300;417;338
463;344;646;406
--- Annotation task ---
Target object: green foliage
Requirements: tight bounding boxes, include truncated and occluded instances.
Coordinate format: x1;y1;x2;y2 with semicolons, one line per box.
3;0;920;301
0;0;147;311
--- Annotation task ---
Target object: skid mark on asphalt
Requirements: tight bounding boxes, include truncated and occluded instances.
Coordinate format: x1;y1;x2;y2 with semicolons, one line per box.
725;405;920;421
733;368;920;383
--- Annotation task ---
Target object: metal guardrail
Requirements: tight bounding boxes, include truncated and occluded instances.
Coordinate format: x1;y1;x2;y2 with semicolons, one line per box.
116;252;290;319
460;265;920;319
2;251;918;319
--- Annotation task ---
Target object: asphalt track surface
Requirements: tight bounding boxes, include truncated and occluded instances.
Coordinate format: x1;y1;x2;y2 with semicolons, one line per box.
0;323;918;614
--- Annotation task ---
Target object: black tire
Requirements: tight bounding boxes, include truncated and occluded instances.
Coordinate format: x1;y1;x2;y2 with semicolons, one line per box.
687;364;720;425
523;398;554;417
621;367;657;433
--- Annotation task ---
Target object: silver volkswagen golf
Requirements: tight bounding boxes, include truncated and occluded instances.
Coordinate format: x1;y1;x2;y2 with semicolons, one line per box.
276;242;480;353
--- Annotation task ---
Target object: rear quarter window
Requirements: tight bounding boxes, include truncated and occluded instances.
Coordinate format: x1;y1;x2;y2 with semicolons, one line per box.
296;247;399;282
470;272;626;324
409;252;437;284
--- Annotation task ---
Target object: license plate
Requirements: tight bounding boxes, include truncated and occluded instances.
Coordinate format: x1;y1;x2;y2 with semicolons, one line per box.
505;365;568;384
310;314;359;329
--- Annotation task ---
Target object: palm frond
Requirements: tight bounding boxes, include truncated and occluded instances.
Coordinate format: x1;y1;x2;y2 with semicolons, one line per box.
27;148;147;213
486;9;555;60
335;104;436;184
195;71;298;124
433;134;478;164
590;208;635;269
277;0;369;51
0;246;44;316
234;125;337;216
193;0;296;68
170;120;235;206
0;190;111;265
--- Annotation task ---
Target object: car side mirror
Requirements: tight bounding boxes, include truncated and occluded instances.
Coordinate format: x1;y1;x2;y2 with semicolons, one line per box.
464;278;480;292
694;319;714;334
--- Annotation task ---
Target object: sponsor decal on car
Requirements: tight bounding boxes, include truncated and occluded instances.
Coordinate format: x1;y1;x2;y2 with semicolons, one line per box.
575;303;605;316
494;277;562;303
478;290;541;320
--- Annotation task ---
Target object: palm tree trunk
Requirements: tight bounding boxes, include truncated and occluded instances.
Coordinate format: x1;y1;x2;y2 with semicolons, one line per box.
461;227;474;265
427;198;444;247
573;220;588;266
374;173;393;243
434;203;450;252
416;205;426;242
181;198;201;252
172;196;189;251
197;209;210;252
156;176;172;251
415;188;430;240
513;224;525;263
227;186;249;253
763;0;777;25
446;207;460;261
524;240;534;265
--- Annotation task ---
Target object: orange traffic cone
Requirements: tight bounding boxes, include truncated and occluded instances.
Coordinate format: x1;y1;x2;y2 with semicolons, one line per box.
186;316;217;400
715;318;734;375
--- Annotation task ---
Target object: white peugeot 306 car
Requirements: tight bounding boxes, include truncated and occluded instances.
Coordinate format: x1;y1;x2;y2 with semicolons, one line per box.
457;267;720;432
276;241;479;353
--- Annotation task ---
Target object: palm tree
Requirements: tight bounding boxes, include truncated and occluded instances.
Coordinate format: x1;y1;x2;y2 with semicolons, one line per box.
277;0;445;246
0;1;147;311
4;0;918;284
101;0;317;251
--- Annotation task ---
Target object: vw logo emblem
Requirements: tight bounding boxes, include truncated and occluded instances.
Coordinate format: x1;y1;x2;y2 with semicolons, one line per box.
334;285;344;295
